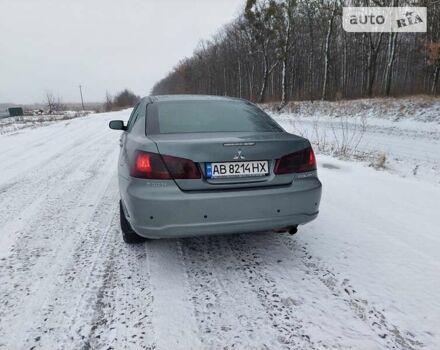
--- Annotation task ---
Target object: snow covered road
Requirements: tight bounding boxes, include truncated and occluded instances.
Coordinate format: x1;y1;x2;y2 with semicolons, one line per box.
0;110;439;349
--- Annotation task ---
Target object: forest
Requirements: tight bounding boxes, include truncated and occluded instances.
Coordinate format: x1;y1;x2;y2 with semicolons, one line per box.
152;0;440;104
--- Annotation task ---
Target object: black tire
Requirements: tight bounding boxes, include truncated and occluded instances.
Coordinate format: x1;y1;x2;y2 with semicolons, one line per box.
119;200;145;244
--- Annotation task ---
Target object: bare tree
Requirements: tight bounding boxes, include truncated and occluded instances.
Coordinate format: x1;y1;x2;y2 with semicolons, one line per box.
244;0;280;103
383;31;399;96
45;91;56;112
365;33;384;97
101;89;140;111
278;0;297;108
45;91;65;113
321;1;337;100
104;91;113;111
427;42;440;94
113;89;140;108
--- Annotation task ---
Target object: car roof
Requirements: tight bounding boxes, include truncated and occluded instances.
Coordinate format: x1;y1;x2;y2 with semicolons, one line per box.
145;95;247;103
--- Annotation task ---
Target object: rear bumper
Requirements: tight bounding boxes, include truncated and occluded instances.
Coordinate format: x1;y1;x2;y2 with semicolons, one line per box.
120;176;322;239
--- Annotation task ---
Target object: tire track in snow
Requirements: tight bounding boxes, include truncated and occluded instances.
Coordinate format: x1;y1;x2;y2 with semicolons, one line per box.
22;177;118;349
0;131;112;256
0;120;73;157
178;236;279;349
224;234;317;350
0;125;110;207
59;199;119;349
146;239;202;350
80;236;156;350
0;117;102;176
223;232;401;349
0;143;119;348
173;232;389;349
280;236;424;350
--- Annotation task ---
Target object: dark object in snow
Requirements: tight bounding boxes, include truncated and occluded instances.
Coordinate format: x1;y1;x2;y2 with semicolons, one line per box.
8;107;24;117
289;226;298;235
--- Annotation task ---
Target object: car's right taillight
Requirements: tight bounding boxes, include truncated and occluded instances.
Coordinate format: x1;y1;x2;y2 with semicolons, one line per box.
274;146;316;174
161;154;201;179
131;151;201;179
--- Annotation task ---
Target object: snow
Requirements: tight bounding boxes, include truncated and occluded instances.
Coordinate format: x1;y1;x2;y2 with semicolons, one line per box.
0;102;439;349
268;97;440;184
0;111;92;135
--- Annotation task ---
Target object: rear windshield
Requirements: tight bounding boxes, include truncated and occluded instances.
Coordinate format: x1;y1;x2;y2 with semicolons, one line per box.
146;100;282;134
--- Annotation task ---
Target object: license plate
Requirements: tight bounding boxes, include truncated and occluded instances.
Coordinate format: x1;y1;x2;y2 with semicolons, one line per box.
206;161;269;178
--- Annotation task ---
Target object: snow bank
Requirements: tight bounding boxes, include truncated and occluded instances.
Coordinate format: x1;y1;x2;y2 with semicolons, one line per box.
267;97;440;184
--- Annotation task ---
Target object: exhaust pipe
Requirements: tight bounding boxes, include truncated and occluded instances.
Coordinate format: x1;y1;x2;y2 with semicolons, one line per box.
273;225;298;235
288;226;298;235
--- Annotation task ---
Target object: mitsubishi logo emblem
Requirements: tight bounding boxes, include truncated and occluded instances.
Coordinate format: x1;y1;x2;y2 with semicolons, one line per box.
233;149;245;160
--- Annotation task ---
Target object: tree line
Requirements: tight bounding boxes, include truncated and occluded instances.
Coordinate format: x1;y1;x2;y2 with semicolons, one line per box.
151;0;440;104
104;89;140;111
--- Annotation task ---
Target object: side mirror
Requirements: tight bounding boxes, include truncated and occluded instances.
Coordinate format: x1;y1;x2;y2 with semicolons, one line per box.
109;120;126;130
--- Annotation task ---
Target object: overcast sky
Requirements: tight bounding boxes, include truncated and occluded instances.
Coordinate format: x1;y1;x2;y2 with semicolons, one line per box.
0;0;244;104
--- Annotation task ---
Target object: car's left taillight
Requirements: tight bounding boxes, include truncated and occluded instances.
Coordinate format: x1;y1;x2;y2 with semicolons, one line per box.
131;151;201;179
274;146;316;174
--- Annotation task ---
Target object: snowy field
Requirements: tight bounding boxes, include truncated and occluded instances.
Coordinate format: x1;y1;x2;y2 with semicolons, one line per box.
0;101;439;349
0;111;91;135
268;97;440;184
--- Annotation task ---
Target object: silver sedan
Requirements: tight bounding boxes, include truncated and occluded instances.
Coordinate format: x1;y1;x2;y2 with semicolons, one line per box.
109;95;322;243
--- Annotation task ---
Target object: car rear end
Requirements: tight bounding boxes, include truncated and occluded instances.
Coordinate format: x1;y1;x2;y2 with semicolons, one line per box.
118;96;322;239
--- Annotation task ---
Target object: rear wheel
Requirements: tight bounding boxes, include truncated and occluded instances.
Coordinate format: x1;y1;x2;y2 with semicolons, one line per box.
119;200;145;244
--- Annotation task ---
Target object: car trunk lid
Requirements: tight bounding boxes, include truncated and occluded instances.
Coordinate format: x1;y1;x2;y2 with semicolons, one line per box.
149;132;310;191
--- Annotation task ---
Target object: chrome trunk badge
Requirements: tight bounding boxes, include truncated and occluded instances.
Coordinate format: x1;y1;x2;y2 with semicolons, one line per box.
233;150;245;160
